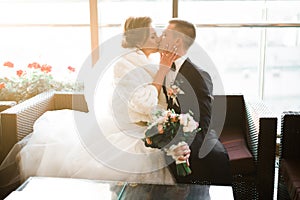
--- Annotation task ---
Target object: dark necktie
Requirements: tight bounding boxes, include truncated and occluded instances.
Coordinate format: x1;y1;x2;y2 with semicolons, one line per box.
162;79;169;106
171;62;176;71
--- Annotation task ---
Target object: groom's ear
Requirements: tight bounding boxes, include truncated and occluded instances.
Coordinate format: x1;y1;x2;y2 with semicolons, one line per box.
175;38;184;50
175;38;181;45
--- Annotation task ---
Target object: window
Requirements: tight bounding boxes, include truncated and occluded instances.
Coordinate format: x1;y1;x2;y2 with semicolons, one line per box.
264;28;300;116
98;0;172;43
1;0;299;126
0;0;91;80
177;0;300;124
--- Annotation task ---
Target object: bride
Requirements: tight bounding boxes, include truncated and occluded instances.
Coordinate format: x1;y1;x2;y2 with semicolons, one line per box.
0;16;190;189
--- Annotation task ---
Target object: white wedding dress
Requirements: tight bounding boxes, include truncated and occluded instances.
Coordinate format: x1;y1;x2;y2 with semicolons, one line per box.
4;49;175;186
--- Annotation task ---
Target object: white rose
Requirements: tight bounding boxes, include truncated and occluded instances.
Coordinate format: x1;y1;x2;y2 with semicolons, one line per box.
182;114;199;132
179;114;188;127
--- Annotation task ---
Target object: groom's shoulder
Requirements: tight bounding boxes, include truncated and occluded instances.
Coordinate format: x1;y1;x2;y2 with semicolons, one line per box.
185;59;212;80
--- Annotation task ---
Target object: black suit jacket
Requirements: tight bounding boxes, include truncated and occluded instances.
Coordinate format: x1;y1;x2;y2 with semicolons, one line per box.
165;58;212;155
165;58;231;185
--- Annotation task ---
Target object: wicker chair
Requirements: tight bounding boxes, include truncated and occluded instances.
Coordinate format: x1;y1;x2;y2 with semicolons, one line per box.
277;111;300;200
0;92;277;199
0;91;88;199
0;101;16;113
212;95;277;200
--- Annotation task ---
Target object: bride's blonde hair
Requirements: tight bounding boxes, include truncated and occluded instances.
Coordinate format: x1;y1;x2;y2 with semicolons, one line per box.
122;16;152;49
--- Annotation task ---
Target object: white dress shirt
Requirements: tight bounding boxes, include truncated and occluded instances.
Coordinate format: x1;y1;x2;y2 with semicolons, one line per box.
165;56;186;88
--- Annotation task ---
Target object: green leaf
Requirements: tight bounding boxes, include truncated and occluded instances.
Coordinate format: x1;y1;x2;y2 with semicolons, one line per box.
145;125;159;138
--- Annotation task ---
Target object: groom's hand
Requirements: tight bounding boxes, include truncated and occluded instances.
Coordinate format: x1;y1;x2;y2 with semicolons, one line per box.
173;144;191;165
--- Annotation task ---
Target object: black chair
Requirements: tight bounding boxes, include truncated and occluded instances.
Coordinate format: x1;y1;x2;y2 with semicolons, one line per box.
213;95;277;200
277;111;300;200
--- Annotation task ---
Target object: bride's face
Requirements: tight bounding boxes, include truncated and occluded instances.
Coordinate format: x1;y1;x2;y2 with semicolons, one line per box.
141;27;160;54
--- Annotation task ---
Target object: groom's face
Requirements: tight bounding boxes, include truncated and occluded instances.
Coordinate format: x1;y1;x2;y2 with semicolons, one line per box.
159;24;177;52
159;23;184;56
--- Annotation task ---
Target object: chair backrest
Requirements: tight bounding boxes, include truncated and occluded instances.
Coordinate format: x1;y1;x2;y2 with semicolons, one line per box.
281;112;300;159
211;95;247;138
224;95;246;130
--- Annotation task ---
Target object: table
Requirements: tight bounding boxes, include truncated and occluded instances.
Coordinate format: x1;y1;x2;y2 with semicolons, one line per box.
5;177;234;200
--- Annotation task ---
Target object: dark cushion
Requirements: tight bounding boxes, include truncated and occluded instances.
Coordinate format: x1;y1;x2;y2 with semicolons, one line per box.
220;128;255;175
281;159;300;200
291;181;300;200
219;128;245;142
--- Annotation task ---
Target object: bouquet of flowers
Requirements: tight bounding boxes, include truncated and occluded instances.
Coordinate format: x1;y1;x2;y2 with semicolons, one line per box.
143;109;201;176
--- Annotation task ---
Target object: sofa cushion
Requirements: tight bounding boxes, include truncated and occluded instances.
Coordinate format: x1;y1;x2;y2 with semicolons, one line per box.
281;159;300;200
291;181;300;200
220;129;255;175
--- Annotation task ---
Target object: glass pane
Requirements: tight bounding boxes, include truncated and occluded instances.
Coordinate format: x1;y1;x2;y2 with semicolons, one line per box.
0;1;90;24
99;26;121;44
267;1;300;22
0;0;91;83
264;28;300;117
179;1;264;23
98;0;172;45
98;0;172;25
0;27;90;80
196;28;261;98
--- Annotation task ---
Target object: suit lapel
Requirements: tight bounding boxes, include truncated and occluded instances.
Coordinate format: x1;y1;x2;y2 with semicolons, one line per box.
176;58;191;80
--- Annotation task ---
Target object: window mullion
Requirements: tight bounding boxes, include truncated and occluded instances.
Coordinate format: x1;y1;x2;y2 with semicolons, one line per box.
89;0;99;66
258;3;268;100
172;0;178;18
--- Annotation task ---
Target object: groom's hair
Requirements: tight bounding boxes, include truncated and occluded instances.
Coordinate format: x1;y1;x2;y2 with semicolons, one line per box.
169;19;196;49
122;16;152;49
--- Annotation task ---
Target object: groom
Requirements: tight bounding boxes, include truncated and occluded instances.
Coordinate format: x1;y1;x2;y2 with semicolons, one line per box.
154;19;231;185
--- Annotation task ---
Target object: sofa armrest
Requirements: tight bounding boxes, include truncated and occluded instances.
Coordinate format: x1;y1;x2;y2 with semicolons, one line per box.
245;100;277;200
0;101;16;112
277;111;300;200
280;111;300;159
0;91;55;162
53;92;88;112
0;91;88;163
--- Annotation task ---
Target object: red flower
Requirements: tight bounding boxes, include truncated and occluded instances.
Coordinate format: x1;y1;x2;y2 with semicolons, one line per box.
40;64;52;73
28;62;41;69
146;137;152;145
3;61;14;68
0;82;5;89
67;66;75;72
158;124;164;134
170;115;179;123
16;70;24;77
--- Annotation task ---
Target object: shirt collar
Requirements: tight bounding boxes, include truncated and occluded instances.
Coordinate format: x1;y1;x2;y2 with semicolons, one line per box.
173;56;186;73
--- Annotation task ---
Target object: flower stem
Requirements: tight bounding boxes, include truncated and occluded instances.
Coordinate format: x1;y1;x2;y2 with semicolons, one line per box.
176;162;192;176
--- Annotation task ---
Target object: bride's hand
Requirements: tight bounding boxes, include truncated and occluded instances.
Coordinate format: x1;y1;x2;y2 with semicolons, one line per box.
159;44;178;69
152;44;178;93
173;143;191;166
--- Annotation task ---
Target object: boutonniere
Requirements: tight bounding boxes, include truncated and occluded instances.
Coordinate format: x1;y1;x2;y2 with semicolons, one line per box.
167;80;184;106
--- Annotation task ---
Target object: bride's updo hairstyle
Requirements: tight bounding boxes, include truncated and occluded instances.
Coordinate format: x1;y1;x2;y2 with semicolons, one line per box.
122;17;152;49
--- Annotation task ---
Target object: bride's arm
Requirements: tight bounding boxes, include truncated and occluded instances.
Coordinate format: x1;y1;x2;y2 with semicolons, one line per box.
152;51;177;95
113;60;159;122
152;66;169;95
